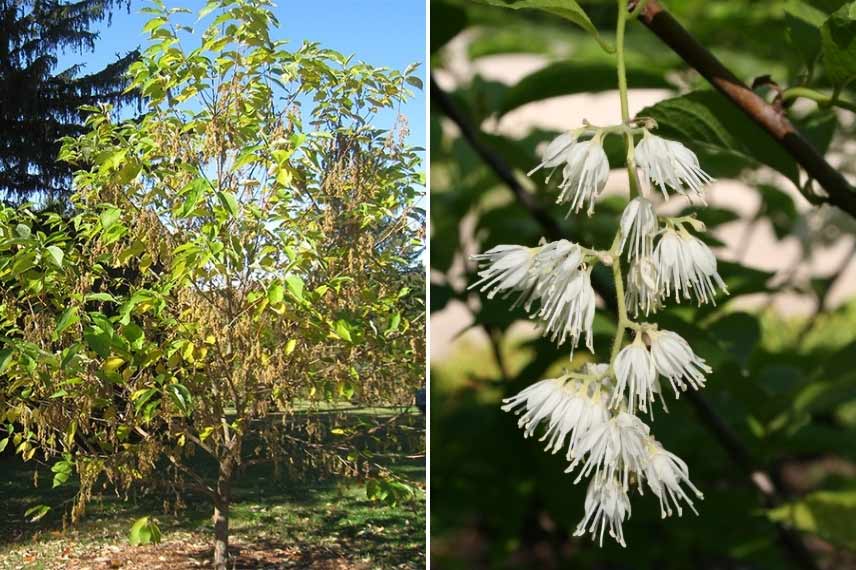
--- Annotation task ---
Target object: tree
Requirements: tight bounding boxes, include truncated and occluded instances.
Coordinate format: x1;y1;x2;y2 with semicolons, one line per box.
430;0;856;567
0;0;138;202
0;1;424;568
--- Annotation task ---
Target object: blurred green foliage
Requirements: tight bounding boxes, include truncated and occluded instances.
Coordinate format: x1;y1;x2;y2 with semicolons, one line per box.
431;0;856;568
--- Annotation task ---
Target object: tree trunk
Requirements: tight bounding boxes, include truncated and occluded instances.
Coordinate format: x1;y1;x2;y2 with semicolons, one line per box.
212;458;234;570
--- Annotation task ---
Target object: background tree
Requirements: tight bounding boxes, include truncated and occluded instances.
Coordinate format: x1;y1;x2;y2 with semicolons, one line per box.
0;1;424;568
0;0;138;202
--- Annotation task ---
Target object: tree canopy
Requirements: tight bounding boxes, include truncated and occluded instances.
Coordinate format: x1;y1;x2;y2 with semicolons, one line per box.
0;1;424;568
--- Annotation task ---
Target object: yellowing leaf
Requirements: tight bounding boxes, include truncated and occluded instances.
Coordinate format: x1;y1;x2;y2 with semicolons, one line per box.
103;357;125;373
284;339;297;355
276;168;292;187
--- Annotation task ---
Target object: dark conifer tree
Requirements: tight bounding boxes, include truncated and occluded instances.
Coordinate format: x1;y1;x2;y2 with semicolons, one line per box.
0;0;138;202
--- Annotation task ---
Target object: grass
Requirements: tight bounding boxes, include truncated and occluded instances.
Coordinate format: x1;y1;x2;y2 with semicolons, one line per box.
0;413;425;570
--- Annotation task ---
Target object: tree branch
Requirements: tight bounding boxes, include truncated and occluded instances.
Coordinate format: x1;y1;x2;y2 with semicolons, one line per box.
432;78;820;570
635;0;856;218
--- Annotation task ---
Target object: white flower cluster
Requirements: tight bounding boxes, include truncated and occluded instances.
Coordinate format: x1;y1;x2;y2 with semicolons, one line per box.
471;129;727;547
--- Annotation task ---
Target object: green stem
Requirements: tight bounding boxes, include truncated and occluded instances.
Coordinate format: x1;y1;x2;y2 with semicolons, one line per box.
608;0;639;369
616;0;642;199
781;86;856;114
616;1;631;124
608;234;631;364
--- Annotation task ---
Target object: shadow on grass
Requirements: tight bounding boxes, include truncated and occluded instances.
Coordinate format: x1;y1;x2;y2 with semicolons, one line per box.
0;414;425;569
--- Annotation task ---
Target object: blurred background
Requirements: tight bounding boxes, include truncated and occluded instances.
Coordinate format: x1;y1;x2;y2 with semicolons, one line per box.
430;1;856;568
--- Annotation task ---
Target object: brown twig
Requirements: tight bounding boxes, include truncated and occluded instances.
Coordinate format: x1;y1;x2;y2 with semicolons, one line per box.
432;78;820;570
430;78;563;241
636;0;856;218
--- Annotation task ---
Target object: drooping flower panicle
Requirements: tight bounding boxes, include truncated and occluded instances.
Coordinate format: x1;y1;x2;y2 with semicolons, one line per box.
473;115;726;547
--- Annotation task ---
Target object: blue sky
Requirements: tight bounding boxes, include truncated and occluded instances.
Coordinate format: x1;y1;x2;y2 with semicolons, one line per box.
58;0;426;148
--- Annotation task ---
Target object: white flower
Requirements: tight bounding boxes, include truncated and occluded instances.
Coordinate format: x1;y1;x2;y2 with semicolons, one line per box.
567;411;650;489
654;229;727;305
644;439;703;518
648;329;711;396
625;256;662;317
619;197;658;260
536;265;596;351
470;244;537;301
500;376;569;439
556;140;610;216
574;474;631;547
522;239;583;311
537;375;611;460
612;338;658;413
528;132;578;180
635;133;712;201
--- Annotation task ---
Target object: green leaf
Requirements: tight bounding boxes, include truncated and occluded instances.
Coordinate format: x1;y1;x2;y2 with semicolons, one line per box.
385;312;402;335
143;17;167;33
123;322;146;350
24;504;51;522
55;307;80;337
0;438;8;453
785;0;827;67
285;275;305;301
767;489;856;550
100;207;122;230
0;349;13;373
129;516;162;546
44;245;64;269
85;292;118;303
167;383;193;416
97;149;127;172
267;282;284;304
115;160;142;184
198;0;219;20
51;460;74;488
640;90;800;184
177;179;207;217
472;0;613;53
821;2;856;88
132;387;159;412
499;62;671;116
15;224;31;238
83;328;112;358
334;319;353;342
217;191;239;217
406;75;424;90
